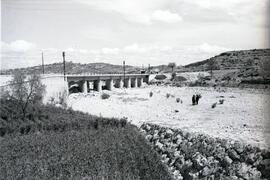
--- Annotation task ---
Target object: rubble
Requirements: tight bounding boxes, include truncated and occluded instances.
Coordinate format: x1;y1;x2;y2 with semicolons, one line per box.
140;123;270;179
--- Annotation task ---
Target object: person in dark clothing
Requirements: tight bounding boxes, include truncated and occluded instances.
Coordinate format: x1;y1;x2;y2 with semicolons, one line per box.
195;94;201;105
192;95;196;105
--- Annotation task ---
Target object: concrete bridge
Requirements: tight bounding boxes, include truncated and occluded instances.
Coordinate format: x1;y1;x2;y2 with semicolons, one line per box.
66;74;150;93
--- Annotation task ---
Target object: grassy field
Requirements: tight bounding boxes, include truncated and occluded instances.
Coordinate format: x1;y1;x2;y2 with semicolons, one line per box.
0;99;172;180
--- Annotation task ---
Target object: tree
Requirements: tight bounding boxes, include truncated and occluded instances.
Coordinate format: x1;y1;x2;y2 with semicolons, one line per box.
259;59;270;79
168;62;176;73
207;58;217;78
9;71;46;119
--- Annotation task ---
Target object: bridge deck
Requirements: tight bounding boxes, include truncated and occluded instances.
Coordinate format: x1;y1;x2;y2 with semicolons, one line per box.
67;74;149;81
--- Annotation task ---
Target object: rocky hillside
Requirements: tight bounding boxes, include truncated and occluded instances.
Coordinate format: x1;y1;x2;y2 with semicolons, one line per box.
184;49;270;72
180;49;270;87
0;62;141;75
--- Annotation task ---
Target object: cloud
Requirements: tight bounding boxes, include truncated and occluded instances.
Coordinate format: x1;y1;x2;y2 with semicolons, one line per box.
0;40;236;70
75;0;182;24
101;48;119;54
1;40;36;53
123;43;147;53
197;43;230;53
123;43;172;53
74;0;267;26
177;0;268;25
151;10;182;23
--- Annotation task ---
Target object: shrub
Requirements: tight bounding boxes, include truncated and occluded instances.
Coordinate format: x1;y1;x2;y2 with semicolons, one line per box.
58;90;67;108
166;93;170;98
149;91;153;97
219;99;225;104
212;102;217;108
101;93;110;99
155;74;167;80
176;98;180;103
8;71;45;119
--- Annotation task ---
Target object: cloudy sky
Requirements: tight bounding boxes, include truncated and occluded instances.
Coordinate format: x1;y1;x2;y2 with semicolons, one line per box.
1;0;269;69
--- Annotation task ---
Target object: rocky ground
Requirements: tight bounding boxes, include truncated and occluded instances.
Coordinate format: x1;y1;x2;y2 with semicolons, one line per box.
140;123;270;180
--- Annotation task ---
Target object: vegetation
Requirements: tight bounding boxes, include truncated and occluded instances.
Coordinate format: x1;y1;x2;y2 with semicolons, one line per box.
207;58;217;78
212;102;217;108
0;74;172;179
149;91;153;97
168;62;176;73
0;98;172;180
6;72;46;119
101;93;110;99
259;59;270;79
176;98;182;103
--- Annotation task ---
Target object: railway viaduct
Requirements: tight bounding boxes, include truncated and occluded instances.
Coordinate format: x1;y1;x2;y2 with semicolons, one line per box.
66;74;150;93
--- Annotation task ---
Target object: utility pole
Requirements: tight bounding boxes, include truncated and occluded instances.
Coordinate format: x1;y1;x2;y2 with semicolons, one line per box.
62;51;66;81
41;52;44;74
123;60;126;81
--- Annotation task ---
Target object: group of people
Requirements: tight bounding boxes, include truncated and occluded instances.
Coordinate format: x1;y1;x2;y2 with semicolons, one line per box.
192;94;202;105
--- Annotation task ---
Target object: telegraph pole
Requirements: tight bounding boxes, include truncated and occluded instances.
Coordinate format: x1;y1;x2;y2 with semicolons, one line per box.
41;52;44;74
123;60;126;81
62;51;66;81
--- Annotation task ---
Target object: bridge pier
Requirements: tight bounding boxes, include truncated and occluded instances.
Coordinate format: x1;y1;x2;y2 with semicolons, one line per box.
106;79;114;90
131;78;137;88
138;78;143;87
115;79;124;88
94;79;102;92
83;80;88;93
143;76;149;84
124;78;131;88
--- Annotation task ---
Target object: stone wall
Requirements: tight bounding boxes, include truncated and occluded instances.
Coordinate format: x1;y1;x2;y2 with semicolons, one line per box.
140;123;270;180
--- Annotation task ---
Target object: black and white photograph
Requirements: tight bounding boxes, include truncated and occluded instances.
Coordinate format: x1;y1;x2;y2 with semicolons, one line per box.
0;0;270;179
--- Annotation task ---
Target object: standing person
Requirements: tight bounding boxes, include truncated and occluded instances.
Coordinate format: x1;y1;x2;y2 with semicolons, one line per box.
195;94;201;105
192;95;196;105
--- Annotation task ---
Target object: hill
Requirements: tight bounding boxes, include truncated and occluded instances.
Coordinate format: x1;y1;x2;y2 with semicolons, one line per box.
0;62;142;75
179;49;270;87
184;49;270;72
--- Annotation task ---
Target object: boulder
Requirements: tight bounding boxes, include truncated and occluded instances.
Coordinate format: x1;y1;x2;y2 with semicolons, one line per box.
236;163;261;180
257;159;270;178
201;166;212;177
223;156;233;167
234;142;244;154
192;152;208;170
228;149;240;161
261;149;270;159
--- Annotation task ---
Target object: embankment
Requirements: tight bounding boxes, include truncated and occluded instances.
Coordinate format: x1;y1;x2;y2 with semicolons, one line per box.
140;123;270;180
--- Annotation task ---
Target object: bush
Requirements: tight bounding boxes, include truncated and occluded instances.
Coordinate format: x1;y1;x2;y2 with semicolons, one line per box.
6;72;45;119
150;91;153;97
48;90;67;108
212;102;217;108
219;99;225;104
176;98;182;103
166;93;170;98
155;74;167;80
101;93;110;99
